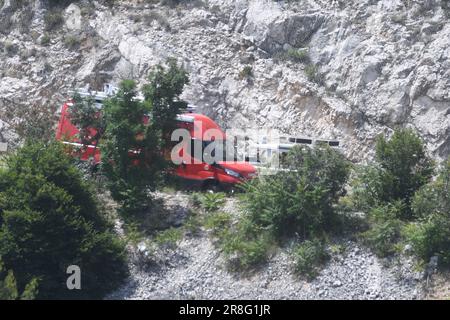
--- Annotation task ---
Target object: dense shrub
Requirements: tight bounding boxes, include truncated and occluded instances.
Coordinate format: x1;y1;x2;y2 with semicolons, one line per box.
0;259;39;300
200;192;226;212
349;129;445;261
304;64;323;84
71;60;189;216
351;129;434;218
348;165;385;212
154;227;183;250
285;48;310;63
243;144;351;239
375;128;434;212
405;159;450;265
100;80;165;215
293;240;329;279
142;57;189;142
63;35;81;50
361;201;405;257
0;141;128;299
203;211;232;237
216;145;350;273
412;159;449;219
220;218;274;271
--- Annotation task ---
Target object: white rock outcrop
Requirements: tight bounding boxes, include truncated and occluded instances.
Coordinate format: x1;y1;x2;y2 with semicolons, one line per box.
0;0;449;161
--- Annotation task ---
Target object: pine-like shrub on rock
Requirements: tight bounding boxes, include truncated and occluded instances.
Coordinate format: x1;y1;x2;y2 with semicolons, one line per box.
0;141;128;299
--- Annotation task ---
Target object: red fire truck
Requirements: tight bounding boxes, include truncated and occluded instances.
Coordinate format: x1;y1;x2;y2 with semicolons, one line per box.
55;89;257;190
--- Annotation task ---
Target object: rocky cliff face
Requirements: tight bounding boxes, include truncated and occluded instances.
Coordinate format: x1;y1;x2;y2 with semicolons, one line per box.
1;0;449;161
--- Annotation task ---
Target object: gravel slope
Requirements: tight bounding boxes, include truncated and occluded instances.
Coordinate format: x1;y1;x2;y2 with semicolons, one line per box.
107;193;425;300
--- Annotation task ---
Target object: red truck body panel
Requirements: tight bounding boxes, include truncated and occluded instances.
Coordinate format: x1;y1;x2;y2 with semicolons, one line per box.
56;101;256;187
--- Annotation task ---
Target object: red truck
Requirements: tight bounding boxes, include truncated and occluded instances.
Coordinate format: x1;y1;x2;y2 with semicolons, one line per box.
56;95;257;191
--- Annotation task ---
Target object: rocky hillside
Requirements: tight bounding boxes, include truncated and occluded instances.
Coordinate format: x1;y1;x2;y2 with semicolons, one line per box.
107;191;425;300
1;0;449;161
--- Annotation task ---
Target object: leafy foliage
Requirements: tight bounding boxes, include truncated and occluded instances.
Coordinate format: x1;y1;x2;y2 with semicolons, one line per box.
71;60;189;216
0;141;128;299
142;57;189;146
348;129;448;261
200;192;226;212
405;159;450;265
285;48;310;63
203;211;232;237
154;227;183;250
0;259;38;300
100;80;165;215
361;201;405;257
293;240;329;279
216;145;350;273
219;218;274;271
243;144;351;239
304;64;323;84
375;128;434;212
351;129;434;218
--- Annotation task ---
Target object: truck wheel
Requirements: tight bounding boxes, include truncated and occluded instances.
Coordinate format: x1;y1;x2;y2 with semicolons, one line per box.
202;180;221;193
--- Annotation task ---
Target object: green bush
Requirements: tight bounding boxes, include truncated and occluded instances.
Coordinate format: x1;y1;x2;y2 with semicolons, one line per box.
412;159;449;219
350;129;434;218
220;218;274;271
200;192;226;212
189;192;202;208
63;35;81;50
293;240;329;279
142;57;189;139
243;144;351;239
362;218;402;257
44;9;63;31
154;227;183;250
215;145;349;273
203;211;232;237
304;64;323;84
351;130;441;259
238;66;253;80
0;259;39;300
349;165;390;212
40;34;51;46
0;141;128;299
87;58;190;216
72;80;163;216
285;48;310;63
405;159;450;265
361;202;405;257
183;211;202;236
375;129;434;211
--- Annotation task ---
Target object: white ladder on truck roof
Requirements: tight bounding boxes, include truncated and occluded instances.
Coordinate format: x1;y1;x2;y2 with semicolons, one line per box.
235;133;341;168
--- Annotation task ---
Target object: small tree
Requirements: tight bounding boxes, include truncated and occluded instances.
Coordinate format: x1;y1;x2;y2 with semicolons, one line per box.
0;141;128;299
70;93;106;147
375;128;434;215
243;144;351;239
406;158;450;265
143;57;189;148
100;80;166;215
71;59;189;216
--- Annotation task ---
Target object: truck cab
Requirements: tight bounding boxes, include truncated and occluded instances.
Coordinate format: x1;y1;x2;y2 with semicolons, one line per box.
171;113;257;190
56;95;257;190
